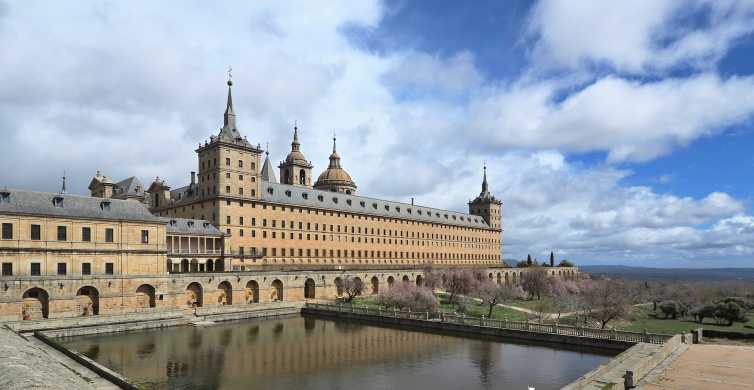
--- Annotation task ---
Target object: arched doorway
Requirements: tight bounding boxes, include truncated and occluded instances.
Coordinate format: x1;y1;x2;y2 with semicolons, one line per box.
181;259;189;273
334;277;344;298
136;284;156;309
402;275;410;283
497;273;502;285
245;280;260;303
512;273;517;285
218;281;233;305
76;286;100;316
206;259;214;272
271;279;284;301
505;273;510;285
21;288;49;320
304;278;316;299
416;275;424;287
371;276;379;294
488;272;493;280
387;276;395;289
186;282;203;307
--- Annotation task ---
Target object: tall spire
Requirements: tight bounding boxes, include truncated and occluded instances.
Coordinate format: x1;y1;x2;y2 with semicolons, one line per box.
291;122;300;151
223;67;235;129
481;163;488;194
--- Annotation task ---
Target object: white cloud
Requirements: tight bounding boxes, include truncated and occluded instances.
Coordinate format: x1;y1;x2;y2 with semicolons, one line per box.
527;0;754;73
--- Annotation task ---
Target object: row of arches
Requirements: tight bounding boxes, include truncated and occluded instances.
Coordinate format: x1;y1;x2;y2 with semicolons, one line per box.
175;258;225;273
184;279;284;308
21;283;158;320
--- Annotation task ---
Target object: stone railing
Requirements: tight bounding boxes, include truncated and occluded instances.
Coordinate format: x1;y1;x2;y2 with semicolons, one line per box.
305;303;672;345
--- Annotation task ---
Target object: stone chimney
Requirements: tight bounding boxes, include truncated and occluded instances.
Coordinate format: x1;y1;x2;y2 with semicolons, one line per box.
190;171;196;185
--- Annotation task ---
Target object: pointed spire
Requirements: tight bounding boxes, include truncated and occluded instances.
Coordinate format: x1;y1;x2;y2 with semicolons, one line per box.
291;122;300;151
332;135;337;153
261;141;277;183
482;162;488;194
223;68;235;129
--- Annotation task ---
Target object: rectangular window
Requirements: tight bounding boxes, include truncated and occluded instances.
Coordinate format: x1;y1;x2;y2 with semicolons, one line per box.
30;262;40;276
57;262;67;275
238;160;243;168
141;230;149;244
239;217;244;225
227;216;231;224
1;223;11;239
226;186;230;193
105;228;114;243
57;226;67;241
82;262;91;275
82;227;91;242
1;263;12;276
226;157;231;166
31;224;41;240
105;263;114;275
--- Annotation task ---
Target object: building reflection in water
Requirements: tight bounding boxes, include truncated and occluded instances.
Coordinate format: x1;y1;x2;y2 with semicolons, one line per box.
62;315;613;390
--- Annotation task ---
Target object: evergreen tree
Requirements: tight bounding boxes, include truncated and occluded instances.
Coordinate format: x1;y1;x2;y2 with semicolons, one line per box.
526;254;532;266
549;251;555;267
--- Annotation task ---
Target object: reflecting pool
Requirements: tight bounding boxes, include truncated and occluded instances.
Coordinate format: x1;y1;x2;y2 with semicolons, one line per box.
62;315;614;390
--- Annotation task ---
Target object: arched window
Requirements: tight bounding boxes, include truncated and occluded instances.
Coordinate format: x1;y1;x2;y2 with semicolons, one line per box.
299;170;306;185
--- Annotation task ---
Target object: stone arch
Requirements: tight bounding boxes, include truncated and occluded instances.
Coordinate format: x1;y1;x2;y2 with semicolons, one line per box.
416;275;424;287
218;281;233;305
181;259;189;273
402;275;410;283
245;280;260;303
512;272;517;285
387;276;395;289
186;282;203;307
76;286;100;316
496;272;502;285
135;284;156;309
206;259;214;272
371;276;379;294
304;278;316;299
270;279;284;301
21;287;49;320
299;169;306;185
334;277;344;297
488;272;493;280
505;273;510;285
190;259;199;273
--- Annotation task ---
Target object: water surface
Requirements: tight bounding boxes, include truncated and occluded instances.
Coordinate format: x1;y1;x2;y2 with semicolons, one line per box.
62;315;614;390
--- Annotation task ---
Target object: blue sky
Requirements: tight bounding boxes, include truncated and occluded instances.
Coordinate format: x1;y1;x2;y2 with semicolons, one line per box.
1;1;754;267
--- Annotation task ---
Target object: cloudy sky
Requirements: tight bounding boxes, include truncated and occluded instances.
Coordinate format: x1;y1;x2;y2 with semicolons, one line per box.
1;1;754;267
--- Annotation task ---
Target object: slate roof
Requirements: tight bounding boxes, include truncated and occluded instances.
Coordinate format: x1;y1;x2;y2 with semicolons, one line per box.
113;176;145;198
0;189;162;223
261;154;277;183
260;182;490;229
162;217;223;236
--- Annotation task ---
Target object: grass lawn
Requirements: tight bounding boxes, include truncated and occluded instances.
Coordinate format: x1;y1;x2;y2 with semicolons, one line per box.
348;294;529;322
507;296;556;311
620;305;754;335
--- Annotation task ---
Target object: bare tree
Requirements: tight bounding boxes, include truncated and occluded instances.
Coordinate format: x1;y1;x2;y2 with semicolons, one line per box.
422;264;443;290
377;283;439;313
341;277;364;303
521;267;549;300
582;279;632;329
475;281;524;318
549;277;581;322
445;269;477;304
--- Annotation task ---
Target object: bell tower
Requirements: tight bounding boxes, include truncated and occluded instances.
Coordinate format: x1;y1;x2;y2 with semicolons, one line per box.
469;164;502;230
278;124;313;187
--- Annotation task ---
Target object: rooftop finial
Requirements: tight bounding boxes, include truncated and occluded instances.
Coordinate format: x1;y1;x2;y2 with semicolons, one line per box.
60;171;67;194
332;132;337;153
265;142;270;156
227;65;233;86
292;121;300;148
481;162;489;194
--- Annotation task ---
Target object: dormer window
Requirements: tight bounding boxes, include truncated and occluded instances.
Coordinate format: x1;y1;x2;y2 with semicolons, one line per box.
302;193;309;200
318;195;324;202
384;205;389;211
100;201;111;211
0;192;9;204
360;201;366;207
332;197;338;204
267;187;274;195
372;203;378;209
418;210;422;215
407;208;412;214
52;196;64;208
395;207;400;213
203;222;210;228
346;199;352;206
285;190;292;197
187;221;195;227
169;220;177;226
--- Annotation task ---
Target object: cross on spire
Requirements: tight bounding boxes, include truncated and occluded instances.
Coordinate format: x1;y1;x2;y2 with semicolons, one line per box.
60;171;67;194
227;65;233;85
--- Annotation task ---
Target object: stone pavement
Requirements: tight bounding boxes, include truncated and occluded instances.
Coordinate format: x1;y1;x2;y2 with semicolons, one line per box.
640;344;754;389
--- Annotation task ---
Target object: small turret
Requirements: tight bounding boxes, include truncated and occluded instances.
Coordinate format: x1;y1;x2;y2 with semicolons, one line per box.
469;164;502;229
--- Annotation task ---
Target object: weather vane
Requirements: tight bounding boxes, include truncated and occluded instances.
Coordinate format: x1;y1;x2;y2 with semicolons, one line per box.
227;65;233;81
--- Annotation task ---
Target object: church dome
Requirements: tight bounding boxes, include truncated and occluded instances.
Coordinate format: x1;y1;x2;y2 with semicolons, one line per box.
314;137;356;194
